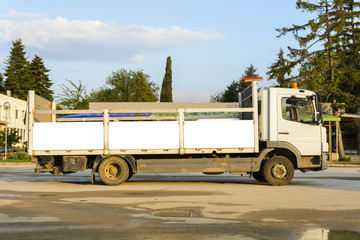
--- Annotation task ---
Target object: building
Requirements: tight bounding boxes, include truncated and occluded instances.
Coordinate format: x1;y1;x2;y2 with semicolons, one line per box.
0;91;27;148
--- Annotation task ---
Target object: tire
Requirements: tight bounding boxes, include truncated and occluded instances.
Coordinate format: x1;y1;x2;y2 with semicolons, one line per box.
263;156;294;186
252;172;265;182
98;156;129;185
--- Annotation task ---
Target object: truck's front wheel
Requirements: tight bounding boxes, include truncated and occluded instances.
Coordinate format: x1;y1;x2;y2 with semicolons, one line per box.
263;156;294;186
98;156;129;185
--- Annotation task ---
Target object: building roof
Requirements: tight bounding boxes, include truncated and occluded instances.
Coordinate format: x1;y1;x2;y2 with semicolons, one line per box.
322;114;341;122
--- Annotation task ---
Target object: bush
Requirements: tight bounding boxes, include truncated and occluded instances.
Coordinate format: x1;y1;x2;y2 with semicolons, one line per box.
339;157;351;162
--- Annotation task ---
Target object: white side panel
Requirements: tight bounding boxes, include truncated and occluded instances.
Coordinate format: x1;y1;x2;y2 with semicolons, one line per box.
33;122;103;150
184;120;254;148
268;88;278;142
258;90;268;141
109;121;179;149
33;120;254;151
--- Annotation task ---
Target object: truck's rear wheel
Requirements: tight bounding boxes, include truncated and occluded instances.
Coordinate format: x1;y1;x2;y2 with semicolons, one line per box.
263;156;294;186
98;156;129;185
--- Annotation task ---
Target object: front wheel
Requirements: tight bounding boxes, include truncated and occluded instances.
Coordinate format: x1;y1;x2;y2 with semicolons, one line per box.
263;156;294;186
98;156;129;185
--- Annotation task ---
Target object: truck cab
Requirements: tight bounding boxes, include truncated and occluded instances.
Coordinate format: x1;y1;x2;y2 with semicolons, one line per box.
258;87;328;172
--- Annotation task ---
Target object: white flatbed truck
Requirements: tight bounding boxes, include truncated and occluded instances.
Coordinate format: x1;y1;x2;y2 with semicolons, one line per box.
26;77;328;185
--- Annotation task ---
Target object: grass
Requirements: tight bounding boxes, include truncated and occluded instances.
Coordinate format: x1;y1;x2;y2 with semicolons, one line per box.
1;153;32;162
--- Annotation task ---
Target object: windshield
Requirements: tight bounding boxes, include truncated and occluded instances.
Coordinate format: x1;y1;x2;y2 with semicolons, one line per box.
281;97;315;124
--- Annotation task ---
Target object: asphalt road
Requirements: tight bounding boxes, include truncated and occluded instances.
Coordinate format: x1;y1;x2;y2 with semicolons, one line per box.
0;166;359;240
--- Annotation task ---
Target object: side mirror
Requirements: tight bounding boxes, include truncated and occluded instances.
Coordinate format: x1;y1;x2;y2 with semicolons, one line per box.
315;112;322;125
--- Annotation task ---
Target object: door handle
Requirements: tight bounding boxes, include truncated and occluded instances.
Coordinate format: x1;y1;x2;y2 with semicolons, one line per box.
279;131;289;135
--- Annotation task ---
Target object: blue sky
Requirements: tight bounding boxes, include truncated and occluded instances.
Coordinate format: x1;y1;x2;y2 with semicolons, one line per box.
0;0;312;102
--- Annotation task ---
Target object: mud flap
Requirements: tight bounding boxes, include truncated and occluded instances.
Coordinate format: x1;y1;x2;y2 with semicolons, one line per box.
321;153;328;170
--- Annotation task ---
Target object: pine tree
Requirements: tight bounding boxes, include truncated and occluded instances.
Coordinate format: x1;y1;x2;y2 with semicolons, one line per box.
160;56;173;102
211;64;258;102
3;38;29;100
336;0;360;155
0;73;4;92
242;64;260;79
335;0;360;112
27;55;54;101
276;0;343;94
267;48;295;88
275;0;349;158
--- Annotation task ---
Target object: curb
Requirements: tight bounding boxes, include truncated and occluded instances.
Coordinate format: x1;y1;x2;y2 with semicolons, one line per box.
0;162;34;165
328;161;360;167
0;163;35;169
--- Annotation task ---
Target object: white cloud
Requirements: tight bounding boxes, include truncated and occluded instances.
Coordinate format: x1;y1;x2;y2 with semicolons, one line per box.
129;54;146;63
4;10;45;19
173;91;211;102
0;10;223;62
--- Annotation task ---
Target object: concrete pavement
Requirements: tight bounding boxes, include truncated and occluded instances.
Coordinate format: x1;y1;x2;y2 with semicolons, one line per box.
0;166;359;239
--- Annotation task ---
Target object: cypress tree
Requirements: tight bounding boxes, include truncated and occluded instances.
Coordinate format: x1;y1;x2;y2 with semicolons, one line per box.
160;56;173;102
3;38;29;100
27;55;54;100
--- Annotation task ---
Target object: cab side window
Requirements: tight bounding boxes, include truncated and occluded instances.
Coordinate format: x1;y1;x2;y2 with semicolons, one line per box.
281;97;315;124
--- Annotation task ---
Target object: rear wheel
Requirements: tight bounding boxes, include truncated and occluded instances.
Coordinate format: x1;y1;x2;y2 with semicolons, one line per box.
263;156;294;186
98;156;129;185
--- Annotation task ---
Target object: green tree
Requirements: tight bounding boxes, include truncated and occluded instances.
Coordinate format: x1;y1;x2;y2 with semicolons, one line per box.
58;80;89;109
275;0;351;158
242;64;260;79
27;55;54;101
90;69;159;102
88;87;113;102
276;0;345;101
0;129;21;149
160;56;173;102
335;0;360;112
267;48;295;87
211;64;259;102
336;0;360;154
0;73;4;92
3;38;29;100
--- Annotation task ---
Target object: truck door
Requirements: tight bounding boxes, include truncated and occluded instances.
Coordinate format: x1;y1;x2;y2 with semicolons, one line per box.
277;95;322;156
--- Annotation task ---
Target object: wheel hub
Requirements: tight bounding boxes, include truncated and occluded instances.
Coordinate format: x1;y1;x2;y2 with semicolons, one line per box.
271;163;287;179
105;164;120;179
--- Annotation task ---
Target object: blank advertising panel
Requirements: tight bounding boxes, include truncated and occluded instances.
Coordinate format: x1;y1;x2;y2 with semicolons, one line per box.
33;122;103;150
109;121;179;150
184;120;254;149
